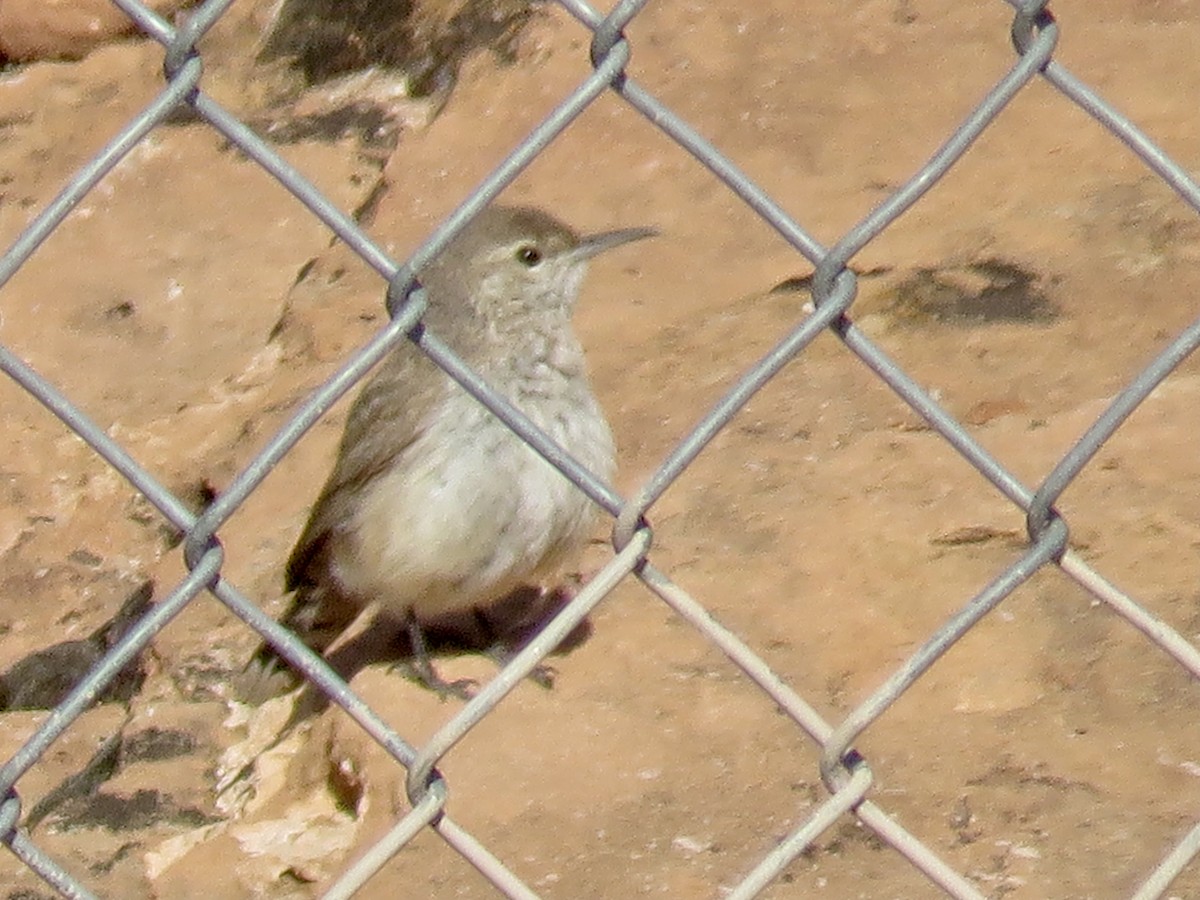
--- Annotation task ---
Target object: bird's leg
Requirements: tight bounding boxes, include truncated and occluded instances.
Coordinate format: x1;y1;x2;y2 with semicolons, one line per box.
468;609;561;696
398;612;477;700
473;606;557;689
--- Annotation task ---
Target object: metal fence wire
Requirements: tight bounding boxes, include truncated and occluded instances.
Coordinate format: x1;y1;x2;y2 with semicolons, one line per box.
2;0;1200;897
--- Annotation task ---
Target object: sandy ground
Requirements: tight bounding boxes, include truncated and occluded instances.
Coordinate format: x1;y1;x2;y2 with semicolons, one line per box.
3;1;1200;897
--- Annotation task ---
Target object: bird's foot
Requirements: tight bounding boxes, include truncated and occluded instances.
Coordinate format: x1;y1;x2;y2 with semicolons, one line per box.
392;658;477;700
483;643;558;689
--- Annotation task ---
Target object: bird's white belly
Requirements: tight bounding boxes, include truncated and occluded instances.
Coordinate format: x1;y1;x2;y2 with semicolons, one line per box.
338;386;614;620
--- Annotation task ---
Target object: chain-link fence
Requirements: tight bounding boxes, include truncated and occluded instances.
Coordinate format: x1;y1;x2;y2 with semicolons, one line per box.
2;0;1200;897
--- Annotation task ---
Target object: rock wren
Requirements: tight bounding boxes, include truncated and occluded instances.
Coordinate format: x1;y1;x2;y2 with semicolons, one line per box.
244;205;654;699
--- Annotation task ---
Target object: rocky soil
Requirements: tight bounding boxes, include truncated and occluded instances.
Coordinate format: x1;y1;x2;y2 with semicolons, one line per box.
2;1;1200;898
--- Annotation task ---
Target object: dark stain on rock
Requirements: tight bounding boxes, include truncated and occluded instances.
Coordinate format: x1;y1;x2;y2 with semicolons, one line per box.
258;104;402;149
885;258;1058;325
122;727;197;763
0;580;153;712
49;789;218;833
259;0;539;97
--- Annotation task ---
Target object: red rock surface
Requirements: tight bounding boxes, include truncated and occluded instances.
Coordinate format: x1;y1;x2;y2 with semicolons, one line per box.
2;2;1200;897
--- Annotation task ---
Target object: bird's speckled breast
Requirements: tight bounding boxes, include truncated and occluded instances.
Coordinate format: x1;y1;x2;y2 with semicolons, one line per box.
336;366;614;620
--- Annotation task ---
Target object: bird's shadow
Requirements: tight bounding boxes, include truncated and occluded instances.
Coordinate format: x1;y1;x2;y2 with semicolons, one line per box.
285;583;593;723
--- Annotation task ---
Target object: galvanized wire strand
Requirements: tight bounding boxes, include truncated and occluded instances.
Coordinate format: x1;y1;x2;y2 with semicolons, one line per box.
1132;818;1200;900
416;330;623;515
836;319;1035;508
194;94;401;280
819;518;1069;793
565;0;831;261
561;0;829;264
0;793;16;840
435;816;545;900
615;269;855;549
1060;552;1200;681
110;0;402;289
405;533;650;806
812;16;1058;302
389;30;633;302
637;562;832;744
0;551;220;796
620;80;826;261
325;789;549;900
7;827;99;900
854;800;991;900
162;0;235;77
1029;314;1200;537
725;763;875;900
326;795;551;900
0;59;201;291
736;785;993;899
588;0;652;84
0;347;195;529
188;301;424;546
322;778;450;900
1037;59;1200;218
210;578;420;769
639;561;988;899
106;0;177;46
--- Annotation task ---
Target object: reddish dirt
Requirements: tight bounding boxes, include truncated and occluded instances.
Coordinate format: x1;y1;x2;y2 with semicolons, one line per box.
3;2;1200;898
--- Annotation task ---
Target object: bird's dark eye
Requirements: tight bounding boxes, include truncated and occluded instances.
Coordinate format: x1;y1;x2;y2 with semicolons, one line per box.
515;245;542;267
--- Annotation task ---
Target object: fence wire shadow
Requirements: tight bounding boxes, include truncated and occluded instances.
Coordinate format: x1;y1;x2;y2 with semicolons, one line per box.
1;0;1199;897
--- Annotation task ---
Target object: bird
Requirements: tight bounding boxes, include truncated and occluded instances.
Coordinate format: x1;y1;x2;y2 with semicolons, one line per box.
242;205;654;700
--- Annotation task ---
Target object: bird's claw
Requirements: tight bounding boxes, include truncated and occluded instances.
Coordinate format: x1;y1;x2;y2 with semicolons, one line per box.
392;660;477;700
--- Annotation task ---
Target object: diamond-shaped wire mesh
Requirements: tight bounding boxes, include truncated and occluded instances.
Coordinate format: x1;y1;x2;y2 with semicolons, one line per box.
2;0;1200;897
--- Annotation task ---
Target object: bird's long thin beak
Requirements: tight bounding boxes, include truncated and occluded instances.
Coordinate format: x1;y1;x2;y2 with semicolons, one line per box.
570;226;658;262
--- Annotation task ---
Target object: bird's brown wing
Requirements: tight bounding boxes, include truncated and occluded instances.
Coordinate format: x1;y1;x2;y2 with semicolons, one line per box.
239;351;447;703
284;348;447;592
